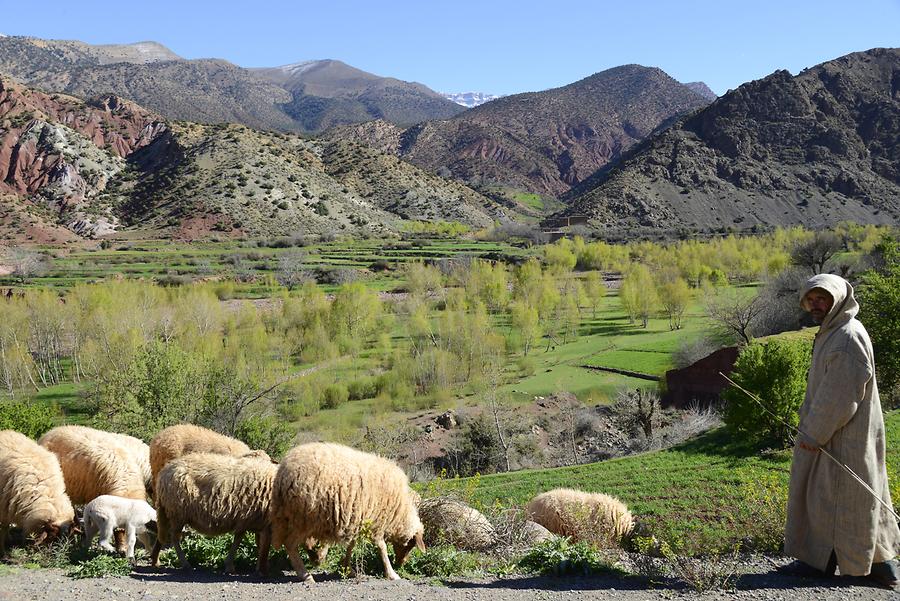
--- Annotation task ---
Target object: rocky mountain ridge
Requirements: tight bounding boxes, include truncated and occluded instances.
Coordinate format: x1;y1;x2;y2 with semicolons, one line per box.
556;48;900;233
441;92;505;108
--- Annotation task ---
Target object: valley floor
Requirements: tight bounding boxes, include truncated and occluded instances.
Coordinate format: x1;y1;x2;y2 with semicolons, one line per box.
1;560;897;601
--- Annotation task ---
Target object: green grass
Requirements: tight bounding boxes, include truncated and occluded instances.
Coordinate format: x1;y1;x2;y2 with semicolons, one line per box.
513;192;544;211
429;410;900;555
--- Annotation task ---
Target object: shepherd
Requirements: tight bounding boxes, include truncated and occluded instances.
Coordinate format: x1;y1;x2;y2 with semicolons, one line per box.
778;273;900;588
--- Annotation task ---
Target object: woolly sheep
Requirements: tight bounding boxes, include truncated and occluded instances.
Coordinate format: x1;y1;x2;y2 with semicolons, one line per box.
149;424;251;494
38;425;147;504
150;451;277;574
525;488;634;546
0;430;75;555
83;495;157;560
418;497;496;550
270;442;425;583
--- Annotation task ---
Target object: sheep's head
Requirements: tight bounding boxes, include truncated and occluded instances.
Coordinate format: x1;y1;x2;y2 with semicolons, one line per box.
31;518;73;545
392;524;425;566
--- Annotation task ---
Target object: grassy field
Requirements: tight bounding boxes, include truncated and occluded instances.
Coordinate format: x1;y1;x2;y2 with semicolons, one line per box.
428;411;900;555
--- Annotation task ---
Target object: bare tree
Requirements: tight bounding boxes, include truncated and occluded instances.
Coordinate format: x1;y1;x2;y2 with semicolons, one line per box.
275;250;313;289
790;231;842;275
705;290;766;345
3;248;50;283
616;388;660;440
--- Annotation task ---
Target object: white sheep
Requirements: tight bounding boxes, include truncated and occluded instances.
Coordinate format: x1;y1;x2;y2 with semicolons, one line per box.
418;497;496;550
270;442;425;583
151;451;276;574
83;495;157;561
38;426;148;504
149;424;251;494
0;430;75;555
525;488;634;546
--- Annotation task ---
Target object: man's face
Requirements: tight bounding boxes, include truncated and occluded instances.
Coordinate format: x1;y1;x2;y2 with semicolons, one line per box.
804;288;834;324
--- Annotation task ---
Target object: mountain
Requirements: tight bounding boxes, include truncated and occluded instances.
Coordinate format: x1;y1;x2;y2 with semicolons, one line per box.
332;65;711;200
556;48;900;233
684;82;717;101
0;37;464;133
442;92;504;108
250;59;465;132
0;76;505;241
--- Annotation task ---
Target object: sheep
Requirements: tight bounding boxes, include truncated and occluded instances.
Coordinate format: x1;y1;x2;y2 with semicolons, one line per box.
83;495;157;561
39;426;151;494
149;424;251;494
270;442;425;583
0;430;75;555
418;497;496;550
38;426;147;505
150;451;277;574
525;488;634;547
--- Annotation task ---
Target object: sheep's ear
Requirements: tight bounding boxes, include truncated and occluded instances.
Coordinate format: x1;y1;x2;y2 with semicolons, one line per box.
415;531;425;553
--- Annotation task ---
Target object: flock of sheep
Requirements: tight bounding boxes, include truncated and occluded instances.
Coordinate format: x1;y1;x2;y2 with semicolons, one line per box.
0;423;635;583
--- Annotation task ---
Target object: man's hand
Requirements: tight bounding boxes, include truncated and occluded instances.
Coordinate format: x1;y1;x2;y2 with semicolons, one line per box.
798;439;820;453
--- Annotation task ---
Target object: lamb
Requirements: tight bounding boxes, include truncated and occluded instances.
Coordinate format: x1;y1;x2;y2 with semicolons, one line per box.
0;430;75;555
38;426;147;504
270;442;425;583
525;488;634;547
418;497;496;551
150;451;277;574
82;495;157;561
149;424;251;494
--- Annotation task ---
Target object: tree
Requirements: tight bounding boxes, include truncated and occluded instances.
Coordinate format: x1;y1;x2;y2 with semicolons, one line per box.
659;277;691;330
276;250;313;289
3;247;50;283
722;338;812;446
510;301;541;356
706;289;767;345
583;271;606;319
790;231;842;275
620;264;658;327
858;236;900;407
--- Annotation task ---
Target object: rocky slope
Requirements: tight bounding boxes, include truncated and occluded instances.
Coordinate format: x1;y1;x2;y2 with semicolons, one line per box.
556;48;900;233
0;37;464;133
251;60;465;131
331;65;711;199
0;76;166;236
0;77;505;241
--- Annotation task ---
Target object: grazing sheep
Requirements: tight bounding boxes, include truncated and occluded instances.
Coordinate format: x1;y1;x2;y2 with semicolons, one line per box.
521;520;556;545
270;442;425;583
38;426;147;504
83;495;157;560
525;488;634;546
151;451;276;574
419;497;496;550
149;424;251;494
0;430;75;555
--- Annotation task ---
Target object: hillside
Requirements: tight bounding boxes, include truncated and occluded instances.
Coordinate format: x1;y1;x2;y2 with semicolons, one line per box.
331;65;711;200
251;59;465;131
0;76;505;241
557;48;900;233
0;37;464;133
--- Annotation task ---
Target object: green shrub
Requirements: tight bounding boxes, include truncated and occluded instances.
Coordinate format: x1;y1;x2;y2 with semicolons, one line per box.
517;538;619;576
400;544;481;577
858;236;900;407
0;400;57;439
67;554;132;579
234;415;293;460
347;378;377;401
321;383;349;409
722;338;812;446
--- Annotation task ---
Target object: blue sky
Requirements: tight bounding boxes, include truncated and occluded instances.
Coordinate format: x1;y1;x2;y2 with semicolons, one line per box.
2;0;897;95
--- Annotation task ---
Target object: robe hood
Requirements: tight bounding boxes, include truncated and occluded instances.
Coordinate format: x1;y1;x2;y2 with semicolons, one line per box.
799;273;858;330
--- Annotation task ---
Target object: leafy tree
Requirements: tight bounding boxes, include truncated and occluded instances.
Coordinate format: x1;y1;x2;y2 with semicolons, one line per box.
722;338;812;446
583;271;606;318
858;236;900;407
790;231;842;275
620;264;658;327
510;301;541;356
659;277;692;330
0;399;57;438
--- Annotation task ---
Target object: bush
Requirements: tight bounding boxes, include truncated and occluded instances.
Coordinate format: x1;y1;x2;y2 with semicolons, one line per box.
722;338;812;446
518;538;619;576
347;378;377;401
858;236;900;407
0;400;57;438
321;383;349;409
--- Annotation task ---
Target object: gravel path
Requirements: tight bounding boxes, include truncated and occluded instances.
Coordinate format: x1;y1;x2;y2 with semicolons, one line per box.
1;561;898;601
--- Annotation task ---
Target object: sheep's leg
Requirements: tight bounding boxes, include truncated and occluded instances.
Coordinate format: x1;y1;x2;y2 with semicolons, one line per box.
341;540;356;577
97;519;117;554
225;530;244;573
113;528;127;554
125;524;137;561
172;529;192;570
82;517;96;550
375;536;401;580
255;528;271;576
137;530;155;555
286;538;314;583
149;540;162;567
